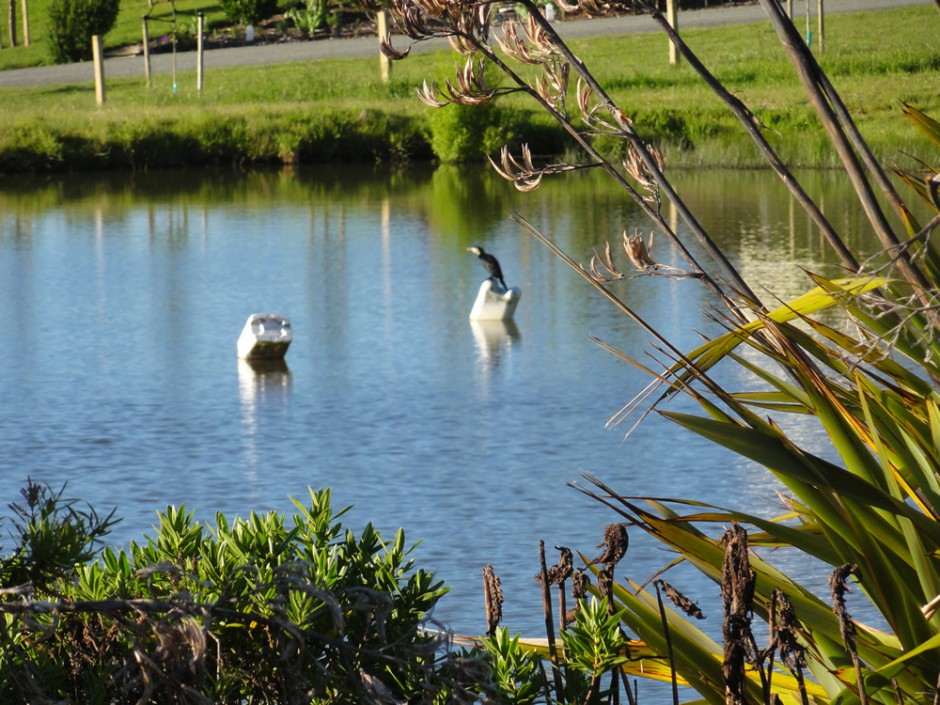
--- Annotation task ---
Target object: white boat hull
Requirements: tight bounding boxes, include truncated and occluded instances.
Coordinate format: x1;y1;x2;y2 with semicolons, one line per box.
469;280;521;321
237;313;292;360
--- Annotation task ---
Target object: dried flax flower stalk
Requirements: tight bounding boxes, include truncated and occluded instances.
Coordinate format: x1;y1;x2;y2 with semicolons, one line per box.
417;57;498;107
623;141;666;211
545;545;573;632
576;77;622;134
771;587;809;703
721;522;755;705
592;523;628;618
592;523;629;569
589;229;699;282
495;15;553;65
545;545;573;586
566;567;592;626
830;564;868;705
483;564;503;637
537;540;565;697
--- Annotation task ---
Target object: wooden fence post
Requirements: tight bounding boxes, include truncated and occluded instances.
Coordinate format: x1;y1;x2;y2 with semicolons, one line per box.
20;0;28;46
377;10;390;84
817;0;824;52
92;34;105;105
142;16;151;86
8;0;16;47
666;0;679;66
197;13;204;93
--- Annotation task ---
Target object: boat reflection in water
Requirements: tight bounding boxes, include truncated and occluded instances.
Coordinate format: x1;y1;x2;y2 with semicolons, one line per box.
470;318;521;371
237;357;292;471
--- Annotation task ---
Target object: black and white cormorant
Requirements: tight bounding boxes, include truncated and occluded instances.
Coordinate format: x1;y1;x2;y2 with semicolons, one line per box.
467;246;507;291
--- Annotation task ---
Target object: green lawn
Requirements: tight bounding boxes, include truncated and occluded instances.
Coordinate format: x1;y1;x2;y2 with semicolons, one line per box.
0;0;241;70
0;5;937;170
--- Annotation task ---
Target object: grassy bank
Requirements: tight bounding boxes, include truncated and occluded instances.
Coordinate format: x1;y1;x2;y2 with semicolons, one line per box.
0;5;937;172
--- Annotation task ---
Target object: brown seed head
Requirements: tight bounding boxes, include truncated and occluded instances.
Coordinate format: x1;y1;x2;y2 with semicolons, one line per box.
592;523;629;567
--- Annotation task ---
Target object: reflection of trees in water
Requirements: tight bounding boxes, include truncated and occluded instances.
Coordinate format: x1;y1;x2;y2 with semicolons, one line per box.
1;166;918;294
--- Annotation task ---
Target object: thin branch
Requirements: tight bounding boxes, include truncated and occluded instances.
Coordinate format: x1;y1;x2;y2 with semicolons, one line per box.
637;0;860;272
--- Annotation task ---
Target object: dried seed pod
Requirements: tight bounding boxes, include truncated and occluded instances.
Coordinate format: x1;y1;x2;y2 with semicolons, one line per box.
592;523;629;567
772;587;806;673
721;522;754;705
488;144;544;191
655;579;705;620
596;568;612;599
623;230;657;270
571;567;590;600
483;564;503;637
545;546;573;585
379;36;411;61
829;564;860;652
417;80;449;108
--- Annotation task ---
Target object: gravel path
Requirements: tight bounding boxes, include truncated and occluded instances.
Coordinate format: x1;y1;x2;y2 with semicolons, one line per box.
0;0;927;89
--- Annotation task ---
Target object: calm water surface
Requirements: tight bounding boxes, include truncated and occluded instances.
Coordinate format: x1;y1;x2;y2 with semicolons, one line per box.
0;165;896;653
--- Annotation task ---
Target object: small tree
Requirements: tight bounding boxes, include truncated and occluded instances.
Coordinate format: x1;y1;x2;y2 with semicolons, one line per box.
219;0;278;26
46;0;120;64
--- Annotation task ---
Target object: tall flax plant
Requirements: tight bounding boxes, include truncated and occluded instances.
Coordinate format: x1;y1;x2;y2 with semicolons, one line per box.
374;0;940;702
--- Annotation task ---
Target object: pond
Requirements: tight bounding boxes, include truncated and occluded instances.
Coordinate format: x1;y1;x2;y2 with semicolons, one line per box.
0;163;906;654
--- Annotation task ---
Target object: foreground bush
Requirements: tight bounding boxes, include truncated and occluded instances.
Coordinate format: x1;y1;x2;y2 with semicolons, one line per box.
47;0;120;64
0;481;454;703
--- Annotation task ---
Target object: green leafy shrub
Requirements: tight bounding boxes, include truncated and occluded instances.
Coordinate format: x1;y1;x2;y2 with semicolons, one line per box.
427;102;522;164
46;0;120;64
0;479;117;594
219;0;279;25
289;0;330;36
0;485;453;703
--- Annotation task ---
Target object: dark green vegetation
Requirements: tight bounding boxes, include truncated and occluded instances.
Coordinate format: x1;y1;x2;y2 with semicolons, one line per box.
0;480;455;703
0;480;722;703
0;5;937;171
220;0;279;26
46;0;121;63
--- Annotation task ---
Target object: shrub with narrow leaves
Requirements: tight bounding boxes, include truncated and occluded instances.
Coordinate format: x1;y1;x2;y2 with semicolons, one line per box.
0;485;453;704
46;0;120;64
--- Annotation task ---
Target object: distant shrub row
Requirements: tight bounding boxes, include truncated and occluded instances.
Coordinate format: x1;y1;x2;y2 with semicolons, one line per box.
0;104;569;172
5;95;911;173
